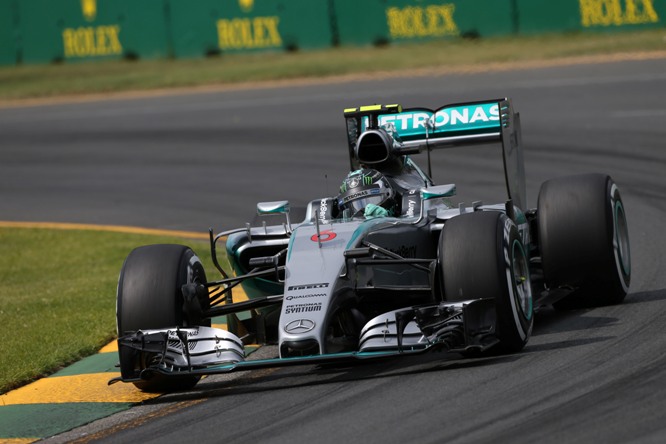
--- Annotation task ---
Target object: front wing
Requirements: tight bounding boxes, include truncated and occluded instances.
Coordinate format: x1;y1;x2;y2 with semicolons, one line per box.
110;298;498;385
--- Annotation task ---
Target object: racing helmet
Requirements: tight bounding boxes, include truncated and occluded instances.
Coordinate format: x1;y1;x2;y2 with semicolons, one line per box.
338;169;396;216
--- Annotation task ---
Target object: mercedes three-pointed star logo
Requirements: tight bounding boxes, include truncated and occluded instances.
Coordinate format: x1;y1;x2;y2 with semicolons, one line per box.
284;319;316;334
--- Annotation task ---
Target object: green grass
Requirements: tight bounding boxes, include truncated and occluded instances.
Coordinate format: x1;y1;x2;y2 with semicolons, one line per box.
0;227;221;394
1;29;665;101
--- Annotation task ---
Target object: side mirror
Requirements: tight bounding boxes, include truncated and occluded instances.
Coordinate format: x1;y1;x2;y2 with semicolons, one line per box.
257;200;290;215
257;200;292;232
420;184;456;201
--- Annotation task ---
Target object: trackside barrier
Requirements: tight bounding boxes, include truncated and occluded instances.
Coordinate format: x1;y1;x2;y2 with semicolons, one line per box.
0;0;664;66
15;0;170;64
515;0;665;34
168;0;333;58
332;0;664;45
332;0;515;46
0;0;18;65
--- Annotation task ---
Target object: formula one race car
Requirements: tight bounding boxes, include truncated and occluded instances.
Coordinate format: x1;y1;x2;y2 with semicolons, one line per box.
111;98;631;392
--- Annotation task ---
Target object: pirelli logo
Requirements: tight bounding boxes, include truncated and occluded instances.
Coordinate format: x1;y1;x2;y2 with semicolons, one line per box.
287;283;329;291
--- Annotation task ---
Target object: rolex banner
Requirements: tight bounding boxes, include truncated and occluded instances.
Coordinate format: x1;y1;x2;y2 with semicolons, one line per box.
14;0;169;64
168;0;332;58
515;0;662;34
332;0;515;46
0;0;664;66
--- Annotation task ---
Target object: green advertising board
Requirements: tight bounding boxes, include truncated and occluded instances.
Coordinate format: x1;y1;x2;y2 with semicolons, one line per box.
0;0;18;65
516;0;664;34
168;0;333;58
16;0;170;64
1;0;664;67
333;0;515;47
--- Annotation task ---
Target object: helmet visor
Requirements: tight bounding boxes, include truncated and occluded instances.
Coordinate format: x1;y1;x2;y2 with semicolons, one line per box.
339;185;385;216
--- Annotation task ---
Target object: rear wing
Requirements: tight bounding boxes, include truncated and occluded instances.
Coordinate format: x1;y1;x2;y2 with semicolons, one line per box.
343;98;526;210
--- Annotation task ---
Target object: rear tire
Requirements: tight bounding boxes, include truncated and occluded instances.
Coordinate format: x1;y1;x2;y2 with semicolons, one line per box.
117;244;209;392
440;211;533;352
537;174;630;308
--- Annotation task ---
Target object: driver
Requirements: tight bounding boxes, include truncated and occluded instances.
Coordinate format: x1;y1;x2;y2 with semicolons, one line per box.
337;169;398;219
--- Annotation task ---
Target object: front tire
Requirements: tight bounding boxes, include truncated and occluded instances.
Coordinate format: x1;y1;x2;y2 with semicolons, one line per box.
117;244;209;392
440;211;533;352
537;174;630;308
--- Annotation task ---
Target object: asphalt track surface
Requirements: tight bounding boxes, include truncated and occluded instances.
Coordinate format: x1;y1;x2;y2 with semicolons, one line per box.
3;56;666;443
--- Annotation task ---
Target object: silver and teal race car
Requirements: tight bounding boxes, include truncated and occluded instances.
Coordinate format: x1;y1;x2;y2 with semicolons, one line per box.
111;98;631;392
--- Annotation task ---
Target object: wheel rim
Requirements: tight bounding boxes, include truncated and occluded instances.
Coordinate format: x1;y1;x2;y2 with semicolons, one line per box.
614;200;631;277
511;239;533;321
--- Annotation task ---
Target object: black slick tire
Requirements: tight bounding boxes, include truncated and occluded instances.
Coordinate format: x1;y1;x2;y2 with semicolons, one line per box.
440;211;533;352
537;174;630;308
117;244;209;392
